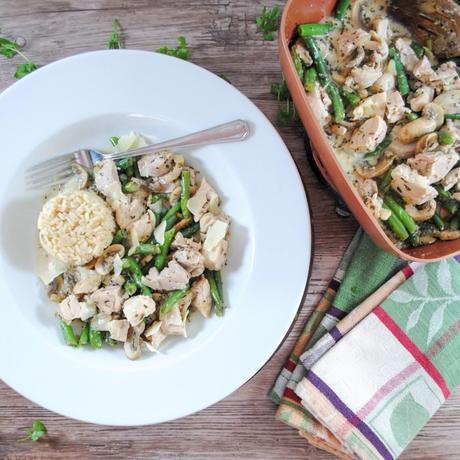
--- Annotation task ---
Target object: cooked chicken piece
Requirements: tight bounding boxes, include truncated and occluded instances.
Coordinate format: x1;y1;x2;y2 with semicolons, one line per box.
88;285;123;314
94;159;123;202
191;276;212;318
372;73;395;93
395;38;419;73
372;17;389;40
292;40;312;66
386;91;406;123
413;56;437;83
410;86;434;112
351;64;383;89
391;164;438;205
356;177;378;198
73;267;102;295
108;319;130;342
128;210;155;245
95;244;125;276
351;92;387;120
433;90;460;118
138;150;175;178
187;177;220;221
80;302;97;321
59;295;83;322
142;260;190;291
113;194;145;229
348;116;387;153
355;177;390;220
90;312;113;331
144;321;167;351
171;232;201;251
123;295;156;327
306;83;332;126
177;291;193;317
442;167;460;190
407;151;459;183
160;305;187;337
158;156;184;184
432;62;460;91
173;246;205;277
202;216;229;271
365;31;389;63
336;28;369;58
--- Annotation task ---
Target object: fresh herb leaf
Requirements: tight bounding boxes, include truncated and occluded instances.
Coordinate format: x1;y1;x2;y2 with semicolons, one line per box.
271;81;290;100
277;98;298;127
20;420;47;442
256;6;281;41
108;19;123;49
157;36;188;60
0;36;19;58
14;62;37;79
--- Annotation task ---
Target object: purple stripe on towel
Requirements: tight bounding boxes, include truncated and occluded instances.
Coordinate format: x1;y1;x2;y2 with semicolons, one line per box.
329;326;343;342
326;306;348;320
307;371;394;460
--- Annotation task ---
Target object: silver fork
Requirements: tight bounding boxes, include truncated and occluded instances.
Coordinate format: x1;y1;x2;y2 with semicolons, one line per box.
26;119;250;190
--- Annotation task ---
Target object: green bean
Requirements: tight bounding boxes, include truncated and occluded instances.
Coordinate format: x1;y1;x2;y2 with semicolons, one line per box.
384;196;418;235
122;180;139;194
434;185;458;214
389;47;409;96
334;0;350;19
364;135;392;159
154;227;177;271
110;136;120;147
79;323;90;346
123;279;137;296
165;214;179;230
410;41;425;59
122;256;152;295
89;324;103;349
298;23;334;37
290;47;305;81
445;113;460;120
174;217;193;232
163;201;181;221
341;86;360;106
160;288;189;315
214;270;224;300
180;222;200;238
450;214;460;231
383;205;410;241
131;243;160;256
438;131;454;145
304;36;345;123
406;112;419;121
379;168;393;194
304;67;317;92
205;271;225;316
112;229;126;244
117;157;135;171
432;212;445;231
180;170;191;219
60;321;78;346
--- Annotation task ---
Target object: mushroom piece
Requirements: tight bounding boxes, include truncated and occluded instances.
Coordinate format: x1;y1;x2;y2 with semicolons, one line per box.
95;244;125;275
410;86;434;113
351;92;387;120
442;167;460;190
398;103;444;144
355;155;394;179
63;164;89;192
439;230;460;241
123;295;156;327
405;200;437;222
415;133;439;154
124;325;144;360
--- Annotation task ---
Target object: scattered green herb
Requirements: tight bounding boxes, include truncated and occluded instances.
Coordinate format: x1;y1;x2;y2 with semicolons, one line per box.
0;34;38;79
20;420;47;442
157;36;188;60
108;19;123;49
256;6;281;41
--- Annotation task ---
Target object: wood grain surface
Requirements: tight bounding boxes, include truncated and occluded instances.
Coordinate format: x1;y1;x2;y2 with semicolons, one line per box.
0;1;458;459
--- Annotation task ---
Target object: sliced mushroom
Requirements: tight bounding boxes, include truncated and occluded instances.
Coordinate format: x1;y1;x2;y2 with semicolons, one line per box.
124;325;143;360
442;167;460;190
415;133;439;154
405;200;436;222
398;103;444;144
410;86;434;113
63;164;89;192
95;244;126;275
439;230;460;240
355;155;394;179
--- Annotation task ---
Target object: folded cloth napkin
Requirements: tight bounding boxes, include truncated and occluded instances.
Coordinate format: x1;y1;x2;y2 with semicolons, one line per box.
270;230;460;459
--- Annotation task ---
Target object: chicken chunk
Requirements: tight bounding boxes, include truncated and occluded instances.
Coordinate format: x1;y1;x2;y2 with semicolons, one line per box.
410;86;434;112
108;319;130;342
173;247;205;277
442;167;460;190
144;321;168;351
113;194;145;229
348;116;387;153
72;267;102;295
187;177;220;221
395;38;419;73
94;159;123;202
88;285;123;314
191;277;212;318
160;305;187;337
59;295;83;322
123;295;156;327
202;217;229;271
306;83;332;126
90;312;113;331
407;151;459;184
336;28;369;59
128;210;155;245
413;56;437;83
351;64;383;89
391;164;438;205
142;260;190;291
171;232;201;251
386;91;406;123
351;92;387;120
137;150;175;178
292;40;312;67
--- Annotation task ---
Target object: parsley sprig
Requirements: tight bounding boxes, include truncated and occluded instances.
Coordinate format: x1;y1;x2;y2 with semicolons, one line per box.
20;420;47;442
0;35;38;79
256;6;281;41
108;19;123;49
271;80;299;127
157;36;188;60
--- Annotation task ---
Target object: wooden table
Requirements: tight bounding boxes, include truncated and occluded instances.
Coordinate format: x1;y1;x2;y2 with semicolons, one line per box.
1;1;459;458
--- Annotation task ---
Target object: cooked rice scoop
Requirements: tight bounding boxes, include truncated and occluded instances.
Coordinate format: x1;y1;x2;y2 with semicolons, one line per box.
38;190;115;266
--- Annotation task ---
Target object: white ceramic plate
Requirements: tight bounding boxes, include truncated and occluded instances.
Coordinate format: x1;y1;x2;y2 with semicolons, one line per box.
0;50;311;425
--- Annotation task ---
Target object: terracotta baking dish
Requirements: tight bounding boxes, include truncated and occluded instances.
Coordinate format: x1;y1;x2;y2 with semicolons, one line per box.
279;0;460;262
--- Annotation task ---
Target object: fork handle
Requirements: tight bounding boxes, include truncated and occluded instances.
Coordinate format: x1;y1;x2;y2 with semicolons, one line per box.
103;119;250;161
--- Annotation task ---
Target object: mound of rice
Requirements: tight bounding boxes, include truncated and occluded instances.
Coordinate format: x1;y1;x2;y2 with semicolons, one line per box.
38;190;115;266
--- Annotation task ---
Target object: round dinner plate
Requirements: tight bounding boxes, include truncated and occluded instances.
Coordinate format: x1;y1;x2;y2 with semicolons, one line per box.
0;50;311;425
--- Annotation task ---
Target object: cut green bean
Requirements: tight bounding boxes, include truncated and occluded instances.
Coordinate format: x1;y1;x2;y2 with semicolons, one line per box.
163;201;181;221
304;67;317;92
410;41;425;59
123;279;137;296
304;37;345;123
432;212;445;231
79;323;90;346
122;180;139;194
165;214;179;230
117;157;135;171
154;227;177;271
89;325;103;349
334;0;350;19
384;196;418;235
445;113;460;120
122;256;152;295
214;270;224;300
364;135;392;159
180;170;191;219
205;271;225;316
298;23;334;37
383;205;410;241
341;86;360;106
112;229;126;244
290;47;305;81
131;243;160;256
406;111;419;121
438;131;454;145
60;321;78;346
110;136;120;147
389;47;409;96
434;185;458;214
379;168;393;194
160;288;189;315
180;222;200;238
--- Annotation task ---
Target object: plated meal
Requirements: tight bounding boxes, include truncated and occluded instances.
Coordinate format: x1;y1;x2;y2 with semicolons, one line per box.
37;132;230;359
289;0;460;249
